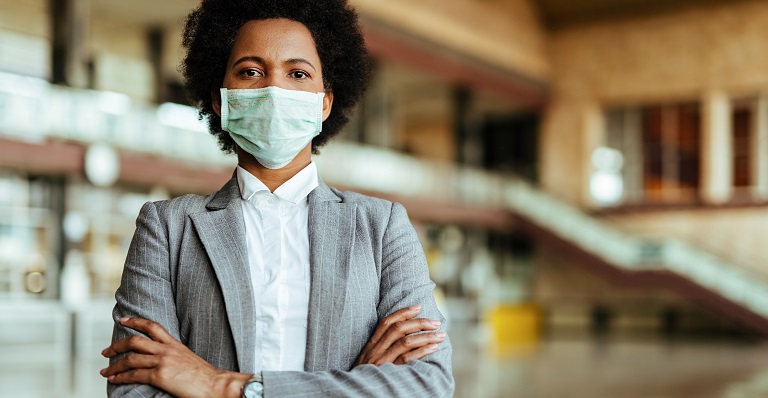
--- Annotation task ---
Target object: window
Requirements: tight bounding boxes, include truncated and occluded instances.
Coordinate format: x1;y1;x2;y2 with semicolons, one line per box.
605;102;701;205
731;101;752;189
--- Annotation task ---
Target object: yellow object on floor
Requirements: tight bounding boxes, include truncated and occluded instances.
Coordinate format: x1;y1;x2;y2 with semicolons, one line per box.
486;303;542;355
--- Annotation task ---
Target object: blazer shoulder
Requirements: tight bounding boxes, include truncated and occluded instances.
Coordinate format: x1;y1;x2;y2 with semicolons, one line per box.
325;187;415;232
329;186;393;211
150;192;215;219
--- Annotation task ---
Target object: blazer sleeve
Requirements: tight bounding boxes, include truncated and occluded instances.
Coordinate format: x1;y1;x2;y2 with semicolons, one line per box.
107;201;176;398
261;202;455;397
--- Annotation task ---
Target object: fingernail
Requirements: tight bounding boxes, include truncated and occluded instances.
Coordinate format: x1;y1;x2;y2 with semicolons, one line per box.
409;304;421;311
428;344;438;352
119;317;129;323
99;368;106;375
436;332;446;339
100;348;106;356
431;320;441;326
107;375;115;382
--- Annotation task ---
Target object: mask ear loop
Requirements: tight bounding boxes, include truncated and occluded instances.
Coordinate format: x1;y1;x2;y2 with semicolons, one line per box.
220;88;230;131
316;92;325;133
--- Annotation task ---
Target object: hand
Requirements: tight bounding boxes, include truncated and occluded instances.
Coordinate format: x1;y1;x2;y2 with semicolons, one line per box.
100;317;251;398
354;305;446;367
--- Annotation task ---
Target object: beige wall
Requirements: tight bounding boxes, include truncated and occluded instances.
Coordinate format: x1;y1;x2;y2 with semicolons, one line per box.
542;1;768;204
0;0;47;36
0;0;49;77
351;0;550;82
0;0;157;99
89;19;154;100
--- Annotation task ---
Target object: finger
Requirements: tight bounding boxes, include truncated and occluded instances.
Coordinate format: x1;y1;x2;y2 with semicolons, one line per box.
100;353;157;377
369;305;422;346
394;343;440;365
355;307;425;366
106;368;155;385
119;318;176;344
371;318;441;357
102;334;161;358
375;331;446;365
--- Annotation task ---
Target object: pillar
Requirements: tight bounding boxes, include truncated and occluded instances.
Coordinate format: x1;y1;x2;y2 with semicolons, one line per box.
752;93;768;200
50;0;90;88
701;91;733;204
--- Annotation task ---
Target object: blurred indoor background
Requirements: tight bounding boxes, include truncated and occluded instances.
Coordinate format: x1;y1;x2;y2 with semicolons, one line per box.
2;0;768;397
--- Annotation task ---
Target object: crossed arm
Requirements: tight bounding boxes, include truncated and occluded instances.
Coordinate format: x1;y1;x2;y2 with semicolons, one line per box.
101;305;444;397
101;201;454;397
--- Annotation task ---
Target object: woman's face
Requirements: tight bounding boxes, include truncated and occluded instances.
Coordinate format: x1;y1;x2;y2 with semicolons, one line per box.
213;18;333;121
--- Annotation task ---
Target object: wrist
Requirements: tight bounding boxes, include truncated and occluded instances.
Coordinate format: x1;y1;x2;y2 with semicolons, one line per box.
215;371;253;398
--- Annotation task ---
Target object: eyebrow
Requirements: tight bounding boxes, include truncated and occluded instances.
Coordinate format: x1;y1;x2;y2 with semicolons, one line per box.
232;56;317;72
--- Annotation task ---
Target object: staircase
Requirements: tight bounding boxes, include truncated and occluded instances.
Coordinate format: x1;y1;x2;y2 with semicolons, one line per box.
503;181;768;335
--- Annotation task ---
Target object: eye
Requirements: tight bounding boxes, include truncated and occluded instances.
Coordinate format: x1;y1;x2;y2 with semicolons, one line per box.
240;69;262;78
291;71;310;79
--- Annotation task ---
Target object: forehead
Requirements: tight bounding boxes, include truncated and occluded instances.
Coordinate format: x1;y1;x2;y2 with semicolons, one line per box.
229;18;320;63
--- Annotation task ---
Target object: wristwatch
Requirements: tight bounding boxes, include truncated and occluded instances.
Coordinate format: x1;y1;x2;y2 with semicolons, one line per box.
241;372;264;398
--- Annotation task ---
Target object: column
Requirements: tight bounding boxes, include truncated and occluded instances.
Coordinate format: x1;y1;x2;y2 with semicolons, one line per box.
752;93;768;200
701;90;733;204
147;27;165;103
50;0;90;88
454;86;481;166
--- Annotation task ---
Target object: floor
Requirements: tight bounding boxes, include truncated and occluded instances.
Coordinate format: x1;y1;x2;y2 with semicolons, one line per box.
451;321;768;398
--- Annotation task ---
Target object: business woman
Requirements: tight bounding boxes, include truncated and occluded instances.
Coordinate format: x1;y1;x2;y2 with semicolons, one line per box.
100;0;454;397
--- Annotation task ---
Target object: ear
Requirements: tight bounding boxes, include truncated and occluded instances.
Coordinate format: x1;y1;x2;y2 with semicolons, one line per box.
321;90;334;122
211;87;222;117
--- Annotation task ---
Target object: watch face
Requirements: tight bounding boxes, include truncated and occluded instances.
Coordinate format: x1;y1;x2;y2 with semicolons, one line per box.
242;379;264;398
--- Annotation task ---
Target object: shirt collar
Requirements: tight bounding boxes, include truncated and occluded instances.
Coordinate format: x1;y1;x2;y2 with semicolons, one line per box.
236;162;318;204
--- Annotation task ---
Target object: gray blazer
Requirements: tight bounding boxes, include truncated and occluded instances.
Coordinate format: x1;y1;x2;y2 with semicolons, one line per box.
109;176;454;397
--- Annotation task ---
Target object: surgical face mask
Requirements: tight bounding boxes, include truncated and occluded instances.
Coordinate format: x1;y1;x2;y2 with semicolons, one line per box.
220;86;325;169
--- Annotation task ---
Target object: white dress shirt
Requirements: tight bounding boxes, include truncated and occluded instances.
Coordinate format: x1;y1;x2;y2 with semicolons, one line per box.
236;163;317;372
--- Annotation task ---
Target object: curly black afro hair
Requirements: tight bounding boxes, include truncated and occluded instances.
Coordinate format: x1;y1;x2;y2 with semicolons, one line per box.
181;0;370;154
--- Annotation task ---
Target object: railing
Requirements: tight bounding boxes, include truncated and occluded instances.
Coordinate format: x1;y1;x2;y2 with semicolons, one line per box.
2;71;767;320
0;71;233;168
503;177;768;318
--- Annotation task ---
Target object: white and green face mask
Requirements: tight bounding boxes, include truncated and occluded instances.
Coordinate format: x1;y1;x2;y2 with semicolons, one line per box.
220;86;325;169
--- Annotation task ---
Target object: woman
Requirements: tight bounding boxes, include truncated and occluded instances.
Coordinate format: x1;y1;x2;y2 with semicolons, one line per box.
99;0;454;397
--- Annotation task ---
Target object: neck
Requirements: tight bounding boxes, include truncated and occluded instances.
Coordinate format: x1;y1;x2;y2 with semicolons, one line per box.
236;145;312;192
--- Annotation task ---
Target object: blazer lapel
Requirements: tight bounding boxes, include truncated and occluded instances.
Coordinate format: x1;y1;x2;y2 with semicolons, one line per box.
304;180;357;371
189;177;256;374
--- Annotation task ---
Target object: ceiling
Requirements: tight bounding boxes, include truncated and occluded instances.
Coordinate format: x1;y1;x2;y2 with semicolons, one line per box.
534;0;760;29
90;0;197;27
85;0;761;31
